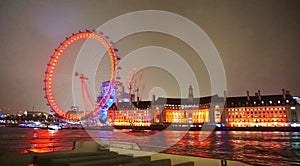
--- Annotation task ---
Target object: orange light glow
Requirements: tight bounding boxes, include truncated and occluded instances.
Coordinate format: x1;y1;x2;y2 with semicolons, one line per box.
226;106;289;127
44;31;118;120
165;109;209;123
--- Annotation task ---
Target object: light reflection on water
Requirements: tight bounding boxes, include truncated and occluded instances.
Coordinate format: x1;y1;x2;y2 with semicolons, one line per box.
0;127;299;165
163;131;300;165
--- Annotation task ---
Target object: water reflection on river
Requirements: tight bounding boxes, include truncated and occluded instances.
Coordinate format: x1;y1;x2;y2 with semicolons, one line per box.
163;131;300;165
0;127;299;165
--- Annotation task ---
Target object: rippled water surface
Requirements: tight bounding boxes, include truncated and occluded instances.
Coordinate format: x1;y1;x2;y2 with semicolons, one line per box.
0;127;299;165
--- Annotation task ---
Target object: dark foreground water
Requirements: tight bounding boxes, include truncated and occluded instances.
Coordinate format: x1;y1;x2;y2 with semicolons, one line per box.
0;127;300;166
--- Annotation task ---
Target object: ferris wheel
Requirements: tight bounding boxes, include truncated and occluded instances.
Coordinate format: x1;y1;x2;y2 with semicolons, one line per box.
44;30;120;121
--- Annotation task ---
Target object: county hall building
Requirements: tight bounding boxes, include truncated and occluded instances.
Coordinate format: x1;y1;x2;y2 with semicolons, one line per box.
106;84;299;128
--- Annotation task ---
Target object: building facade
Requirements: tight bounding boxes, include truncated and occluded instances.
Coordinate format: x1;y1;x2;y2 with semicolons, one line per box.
106;85;224;126
107;101;152;126
153;95;224;124
224;90;298;127
105;86;299;127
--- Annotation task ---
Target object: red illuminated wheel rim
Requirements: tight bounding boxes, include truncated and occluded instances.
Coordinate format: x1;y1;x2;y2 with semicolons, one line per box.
44;30;119;120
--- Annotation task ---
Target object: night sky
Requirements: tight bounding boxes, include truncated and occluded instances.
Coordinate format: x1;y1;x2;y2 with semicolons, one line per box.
0;0;299;113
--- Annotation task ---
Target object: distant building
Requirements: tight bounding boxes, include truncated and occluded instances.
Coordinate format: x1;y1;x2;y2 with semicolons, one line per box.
66;105;83;115
224;90;298;127
97;80;129;103
71;105;79;112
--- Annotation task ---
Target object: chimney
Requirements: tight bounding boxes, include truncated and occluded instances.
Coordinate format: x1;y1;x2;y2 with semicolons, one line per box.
282;89;286;99
258;90;261;100
137;96;140;106
130;94;135;102
152;94;156;102
247;91;250;101
224;91;227;98
286;90;290;97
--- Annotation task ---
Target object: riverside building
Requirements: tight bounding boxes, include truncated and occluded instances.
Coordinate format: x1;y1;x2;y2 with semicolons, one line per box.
107;85;224;127
224;90;298;127
103;82;299;128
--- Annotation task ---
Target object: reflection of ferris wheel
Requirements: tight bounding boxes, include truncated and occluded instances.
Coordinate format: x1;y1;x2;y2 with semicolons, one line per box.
44;30;120;121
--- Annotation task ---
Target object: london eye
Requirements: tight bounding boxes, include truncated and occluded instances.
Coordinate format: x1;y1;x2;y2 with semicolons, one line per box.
44;30;120;122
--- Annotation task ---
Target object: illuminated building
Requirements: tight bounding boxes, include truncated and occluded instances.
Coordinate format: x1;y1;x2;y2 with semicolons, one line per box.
154;95;223;124
153;85;224;124
292;96;300;123
107;85;224;126
107;96;224;127
97;81;117;123
98;80;132;103
224;90;298;127
107;101;152;126
105;83;299;128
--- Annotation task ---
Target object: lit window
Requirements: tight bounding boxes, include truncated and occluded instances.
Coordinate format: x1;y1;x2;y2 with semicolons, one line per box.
269;101;273;104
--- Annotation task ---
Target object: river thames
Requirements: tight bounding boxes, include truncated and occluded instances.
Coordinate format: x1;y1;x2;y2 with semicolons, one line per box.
0;127;299;166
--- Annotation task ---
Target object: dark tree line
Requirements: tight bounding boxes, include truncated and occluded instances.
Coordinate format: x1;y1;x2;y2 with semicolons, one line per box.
4;114;55;122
